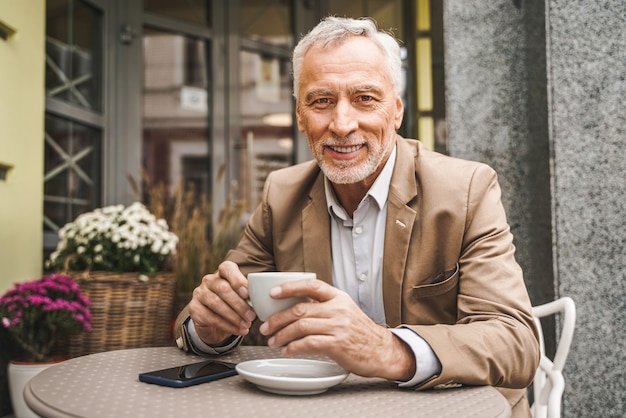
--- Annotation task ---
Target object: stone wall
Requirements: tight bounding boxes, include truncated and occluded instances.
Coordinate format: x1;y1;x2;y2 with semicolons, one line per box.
543;0;625;416
443;1;625;416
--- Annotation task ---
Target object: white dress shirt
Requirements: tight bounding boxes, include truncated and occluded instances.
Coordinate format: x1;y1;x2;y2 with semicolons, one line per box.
324;145;440;386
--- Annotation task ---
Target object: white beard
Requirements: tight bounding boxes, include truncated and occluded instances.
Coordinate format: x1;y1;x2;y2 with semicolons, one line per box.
314;134;394;185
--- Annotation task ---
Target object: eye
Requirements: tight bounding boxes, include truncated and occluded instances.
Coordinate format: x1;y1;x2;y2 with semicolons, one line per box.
307;97;333;109
357;95;373;103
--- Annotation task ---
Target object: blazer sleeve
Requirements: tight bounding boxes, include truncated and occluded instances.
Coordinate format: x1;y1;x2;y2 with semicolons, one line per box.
405;164;540;390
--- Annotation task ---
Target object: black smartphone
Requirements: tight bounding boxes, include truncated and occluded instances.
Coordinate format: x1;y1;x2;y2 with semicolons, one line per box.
138;359;237;388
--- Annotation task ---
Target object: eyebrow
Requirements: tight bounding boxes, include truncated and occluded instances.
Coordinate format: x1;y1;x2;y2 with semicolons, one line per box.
305;89;334;102
348;84;382;95
304;85;383;102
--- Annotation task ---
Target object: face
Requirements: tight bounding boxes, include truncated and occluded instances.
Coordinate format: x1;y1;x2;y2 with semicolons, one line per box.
295;36;404;186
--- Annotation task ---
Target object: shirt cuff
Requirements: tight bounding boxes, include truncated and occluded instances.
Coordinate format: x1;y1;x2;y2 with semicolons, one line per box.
390;327;442;387
186;318;242;355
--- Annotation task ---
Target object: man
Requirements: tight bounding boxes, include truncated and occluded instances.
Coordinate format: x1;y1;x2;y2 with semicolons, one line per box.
174;16;539;416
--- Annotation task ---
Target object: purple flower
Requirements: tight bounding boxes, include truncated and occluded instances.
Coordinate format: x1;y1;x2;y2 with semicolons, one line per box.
0;274;92;361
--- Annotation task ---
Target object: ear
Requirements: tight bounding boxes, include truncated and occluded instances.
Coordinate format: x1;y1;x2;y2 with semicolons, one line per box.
393;95;404;130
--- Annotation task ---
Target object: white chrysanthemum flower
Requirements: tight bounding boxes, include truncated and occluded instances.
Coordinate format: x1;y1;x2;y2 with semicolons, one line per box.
50;200;179;273
151;240;162;253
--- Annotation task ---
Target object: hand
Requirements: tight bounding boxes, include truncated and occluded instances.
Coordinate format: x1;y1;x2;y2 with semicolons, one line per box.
187;261;257;346
258;279;416;381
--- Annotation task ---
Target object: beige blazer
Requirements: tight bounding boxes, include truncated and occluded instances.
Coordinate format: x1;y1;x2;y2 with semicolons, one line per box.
175;137;539;415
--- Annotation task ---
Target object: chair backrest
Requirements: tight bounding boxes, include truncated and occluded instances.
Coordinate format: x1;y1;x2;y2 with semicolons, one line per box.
530;297;576;418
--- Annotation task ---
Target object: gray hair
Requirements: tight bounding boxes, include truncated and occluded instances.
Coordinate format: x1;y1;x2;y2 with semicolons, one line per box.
292;16;402;100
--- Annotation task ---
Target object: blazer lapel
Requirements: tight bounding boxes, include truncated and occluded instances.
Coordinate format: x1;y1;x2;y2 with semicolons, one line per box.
383;137;420;327
302;173;333;285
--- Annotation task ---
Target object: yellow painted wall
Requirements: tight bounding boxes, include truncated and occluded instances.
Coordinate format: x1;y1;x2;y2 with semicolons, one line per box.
0;0;45;292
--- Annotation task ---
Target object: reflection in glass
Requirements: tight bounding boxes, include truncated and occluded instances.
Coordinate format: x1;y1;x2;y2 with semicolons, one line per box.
142;29;210;200
238;50;293;211
144;0;210;27
44;114;101;232
45;0;103;111
240;0;292;46
327;0;404;36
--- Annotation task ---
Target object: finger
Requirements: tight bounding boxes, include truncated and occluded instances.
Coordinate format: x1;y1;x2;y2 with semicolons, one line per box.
269;278;337;302
188;287;249;337
262;294;369;347
217;261;249;299
267;316;334;349
266;301;355;348
208;274;255;320
260;298;336;345
260;289;354;338
280;333;337;357
190;271;256;337
195;280;255;330
209;263;256;323
191;307;251;338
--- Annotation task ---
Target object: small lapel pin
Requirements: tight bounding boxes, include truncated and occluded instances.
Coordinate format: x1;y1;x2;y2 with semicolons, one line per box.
395;219;406;228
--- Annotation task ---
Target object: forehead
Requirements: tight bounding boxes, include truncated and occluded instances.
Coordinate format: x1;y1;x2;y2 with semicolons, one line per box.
298;36;391;94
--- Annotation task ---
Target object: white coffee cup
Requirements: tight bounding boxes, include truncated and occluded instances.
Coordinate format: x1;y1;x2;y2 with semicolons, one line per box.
247;272;316;321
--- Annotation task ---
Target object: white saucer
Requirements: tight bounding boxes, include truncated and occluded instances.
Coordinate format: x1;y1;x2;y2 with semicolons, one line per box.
236;358;349;396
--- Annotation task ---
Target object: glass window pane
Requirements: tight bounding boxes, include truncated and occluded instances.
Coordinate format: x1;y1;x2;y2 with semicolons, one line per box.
144;0;210;27
238;50;293;211
44;114;102;232
327;0;404;36
416;0;431;32
46;0;103;112
142;29;210;200
240;0;292;47
416;37;433;111
71;0;103;111
418;116;434;151
46;0;71;103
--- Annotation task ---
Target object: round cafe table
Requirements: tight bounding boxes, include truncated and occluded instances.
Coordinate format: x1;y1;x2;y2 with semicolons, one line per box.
24;346;511;418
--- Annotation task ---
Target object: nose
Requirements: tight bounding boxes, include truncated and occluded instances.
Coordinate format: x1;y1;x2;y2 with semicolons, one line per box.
329;99;358;137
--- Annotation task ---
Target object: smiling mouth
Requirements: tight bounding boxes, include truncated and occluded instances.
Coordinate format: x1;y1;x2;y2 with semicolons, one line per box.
327;144;363;153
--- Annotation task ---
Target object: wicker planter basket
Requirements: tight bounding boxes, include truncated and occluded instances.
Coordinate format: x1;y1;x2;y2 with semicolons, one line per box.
58;271;175;358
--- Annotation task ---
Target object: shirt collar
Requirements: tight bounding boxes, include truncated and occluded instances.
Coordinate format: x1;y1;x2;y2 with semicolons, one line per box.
324;144;397;216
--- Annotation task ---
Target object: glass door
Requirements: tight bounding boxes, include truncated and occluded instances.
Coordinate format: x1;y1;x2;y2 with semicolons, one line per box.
238;0;294;212
141;2;213;206
141;28;211;201
44;0;104;254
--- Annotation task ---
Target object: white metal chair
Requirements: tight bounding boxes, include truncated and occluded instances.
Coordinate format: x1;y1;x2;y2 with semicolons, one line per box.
530;297;576;418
